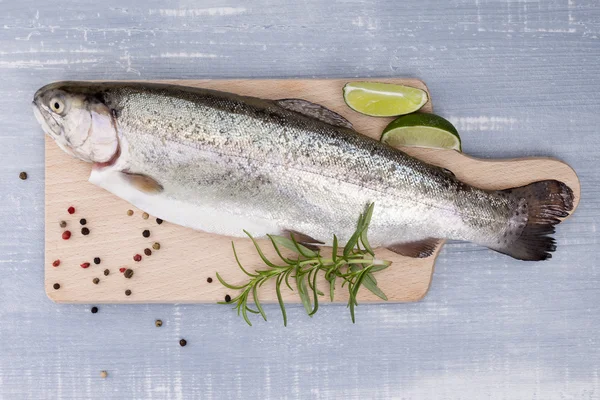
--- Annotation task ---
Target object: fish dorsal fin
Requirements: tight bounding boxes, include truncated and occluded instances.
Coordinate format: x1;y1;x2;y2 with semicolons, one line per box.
386;238;442;258
276;99;353;129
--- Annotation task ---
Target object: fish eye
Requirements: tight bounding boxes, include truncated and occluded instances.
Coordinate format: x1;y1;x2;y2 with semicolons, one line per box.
49;97;65;114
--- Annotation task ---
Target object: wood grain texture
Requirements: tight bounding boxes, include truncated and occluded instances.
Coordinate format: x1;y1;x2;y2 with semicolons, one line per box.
45;79;580;305
1;0;600;399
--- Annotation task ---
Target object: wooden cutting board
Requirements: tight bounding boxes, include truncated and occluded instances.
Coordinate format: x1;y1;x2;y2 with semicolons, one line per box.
44;79;580;304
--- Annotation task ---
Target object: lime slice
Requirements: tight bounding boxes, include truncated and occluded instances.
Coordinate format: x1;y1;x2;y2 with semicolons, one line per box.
343;81;428;117
380;113;461;151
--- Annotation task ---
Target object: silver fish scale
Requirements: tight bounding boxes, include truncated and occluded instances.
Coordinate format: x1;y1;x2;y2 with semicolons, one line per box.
100;84;515;247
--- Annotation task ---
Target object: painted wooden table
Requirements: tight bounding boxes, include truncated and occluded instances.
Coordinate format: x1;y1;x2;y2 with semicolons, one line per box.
1;1;599;399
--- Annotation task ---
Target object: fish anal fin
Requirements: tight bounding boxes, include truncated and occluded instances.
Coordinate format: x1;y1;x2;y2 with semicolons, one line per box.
386;238;442;258
283;230;324;251
121;172;163;194
276;99;353;129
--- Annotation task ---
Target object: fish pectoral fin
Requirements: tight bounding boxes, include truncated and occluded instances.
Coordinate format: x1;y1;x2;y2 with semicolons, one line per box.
276;99;353;130
283;230;325;251
121;172;164;194
386;238;442;258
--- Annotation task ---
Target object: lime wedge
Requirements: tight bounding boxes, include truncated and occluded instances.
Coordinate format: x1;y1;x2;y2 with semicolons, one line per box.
343;82;428;117
380;113;461;151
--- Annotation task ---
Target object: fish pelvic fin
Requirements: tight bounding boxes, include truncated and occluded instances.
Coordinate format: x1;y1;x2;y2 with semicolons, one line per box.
492;180;574;261
386;238;442;258
121;172;164;194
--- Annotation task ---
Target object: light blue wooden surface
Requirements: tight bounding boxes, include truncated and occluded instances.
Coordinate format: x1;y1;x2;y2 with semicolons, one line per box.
1;0;599;399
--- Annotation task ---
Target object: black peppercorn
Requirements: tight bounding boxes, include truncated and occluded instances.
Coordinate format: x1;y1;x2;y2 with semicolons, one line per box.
179;339;187;347
81;227;90;235
142;229;150;238
19;172;28;180
93;278;100;285
156;218;163;225
91;306;98;313
225;294;231;303
79;218;87;225
125;289;131;296
53;283;60;290
103;269;110;276
94;257;101;265
144;248;152;256
207;277;213;283
124;269;134;279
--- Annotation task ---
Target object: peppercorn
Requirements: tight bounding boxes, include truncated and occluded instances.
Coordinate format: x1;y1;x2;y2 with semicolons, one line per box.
119;268;126;273
142;212;149;220
152;242;160;250
100;371;108;379
53;283;60;290
133;254;142;262
179;339;187;347
62;231;71;240
156;218;163;225
207;277;213;283
91;306;98;313
80;262;90;269
59;221;67;228
103;269;110;276
94;257;101;265
124;269;134;279
67;206;75;214
19;171;28;180
127;209;134;216
144;248;152;256
142;229;150;238
81;227;90;235
125;289;131;296
79;218;87;225
93;278;100;284
155;319;163;327
225;294;231;303
52;260;60;267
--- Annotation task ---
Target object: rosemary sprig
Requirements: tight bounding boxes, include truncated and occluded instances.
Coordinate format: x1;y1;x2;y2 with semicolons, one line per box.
216;203;391;326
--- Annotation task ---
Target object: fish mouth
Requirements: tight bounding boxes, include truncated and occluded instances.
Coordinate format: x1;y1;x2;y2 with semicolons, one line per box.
32;100;78;159
32;100;60;138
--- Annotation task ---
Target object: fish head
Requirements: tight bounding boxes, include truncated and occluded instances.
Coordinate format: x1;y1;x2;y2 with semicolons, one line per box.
33;82;119;164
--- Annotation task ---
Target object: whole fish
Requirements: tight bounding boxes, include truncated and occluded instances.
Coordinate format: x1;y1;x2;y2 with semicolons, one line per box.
33;82;573;260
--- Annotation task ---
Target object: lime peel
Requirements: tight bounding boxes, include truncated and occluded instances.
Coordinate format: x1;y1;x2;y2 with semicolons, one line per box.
380;113;462;151
343;82;428;117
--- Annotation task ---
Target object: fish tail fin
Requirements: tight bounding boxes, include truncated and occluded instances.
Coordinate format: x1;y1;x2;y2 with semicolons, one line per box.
493;180;574;261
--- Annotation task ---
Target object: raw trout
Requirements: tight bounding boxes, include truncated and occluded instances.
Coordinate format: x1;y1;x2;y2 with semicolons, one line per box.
33;82;573;260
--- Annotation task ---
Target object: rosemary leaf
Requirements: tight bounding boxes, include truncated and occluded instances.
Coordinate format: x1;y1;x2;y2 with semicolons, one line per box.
252;284;267;321
359;204;375;256
363;272;388;301
309;269;319;316
296;269;312;316
267;235;295;265
244;231;285;269
275;274;288;327
332;235;338;263
215;272;247;290
368;264;390;273
231;242;259;278
218;203;391;326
